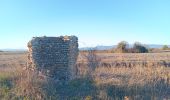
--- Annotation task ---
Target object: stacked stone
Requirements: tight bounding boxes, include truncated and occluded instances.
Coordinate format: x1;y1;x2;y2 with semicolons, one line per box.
68;36;79;79
27;36;78;81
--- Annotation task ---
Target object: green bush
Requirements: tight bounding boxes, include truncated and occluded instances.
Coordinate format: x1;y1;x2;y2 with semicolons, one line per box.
115;41;129;53
132;42;148;53
162;45;169;50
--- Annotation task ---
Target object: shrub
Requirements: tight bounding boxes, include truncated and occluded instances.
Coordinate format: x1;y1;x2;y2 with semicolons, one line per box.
115;41;129;53
132;42;148;53
85;48;101;75
162;45;169;50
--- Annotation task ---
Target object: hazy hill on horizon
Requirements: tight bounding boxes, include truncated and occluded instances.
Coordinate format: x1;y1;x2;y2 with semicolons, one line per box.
0;44;169;51
80;44;170;50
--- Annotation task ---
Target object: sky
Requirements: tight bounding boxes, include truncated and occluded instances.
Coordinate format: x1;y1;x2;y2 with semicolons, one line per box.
0;0;170;49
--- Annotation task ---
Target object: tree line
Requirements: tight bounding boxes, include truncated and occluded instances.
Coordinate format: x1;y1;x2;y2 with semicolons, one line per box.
113;41;170;53
114;41;148;53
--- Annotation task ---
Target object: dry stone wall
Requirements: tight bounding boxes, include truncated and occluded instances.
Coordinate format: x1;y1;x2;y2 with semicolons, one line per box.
27;36;78;81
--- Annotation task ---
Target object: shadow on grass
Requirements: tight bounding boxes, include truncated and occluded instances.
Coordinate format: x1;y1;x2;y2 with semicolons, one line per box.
42;77;170;100
0;76;13;99
105;81;170;100
42;77;98;100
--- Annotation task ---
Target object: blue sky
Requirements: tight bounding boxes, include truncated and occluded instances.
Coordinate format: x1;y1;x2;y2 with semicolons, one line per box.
0;0;170;49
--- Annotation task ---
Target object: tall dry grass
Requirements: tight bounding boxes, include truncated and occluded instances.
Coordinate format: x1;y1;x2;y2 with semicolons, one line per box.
0;51;170;99
76;51;170;99
94;66;170;86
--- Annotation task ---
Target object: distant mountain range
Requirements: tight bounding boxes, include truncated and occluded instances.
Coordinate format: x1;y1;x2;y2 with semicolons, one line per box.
80;44;170;50
80;45;116;50
0;44;169;51
0;49;27;52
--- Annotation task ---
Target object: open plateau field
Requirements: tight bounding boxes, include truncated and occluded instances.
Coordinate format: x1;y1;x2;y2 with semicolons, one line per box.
0;51;170;100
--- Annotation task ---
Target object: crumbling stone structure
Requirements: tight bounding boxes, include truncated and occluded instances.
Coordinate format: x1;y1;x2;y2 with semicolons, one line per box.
27;36;78;81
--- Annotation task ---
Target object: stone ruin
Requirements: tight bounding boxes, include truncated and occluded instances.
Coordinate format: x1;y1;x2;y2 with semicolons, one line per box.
27;36;78;81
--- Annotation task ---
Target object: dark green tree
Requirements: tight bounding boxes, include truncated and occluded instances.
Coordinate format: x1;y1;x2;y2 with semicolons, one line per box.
132;42;148;53
162;45;169;50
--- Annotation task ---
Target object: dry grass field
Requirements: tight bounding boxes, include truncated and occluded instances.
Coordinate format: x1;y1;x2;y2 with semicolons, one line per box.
0;51;170;100
77;52;170;99
0;52;27;99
